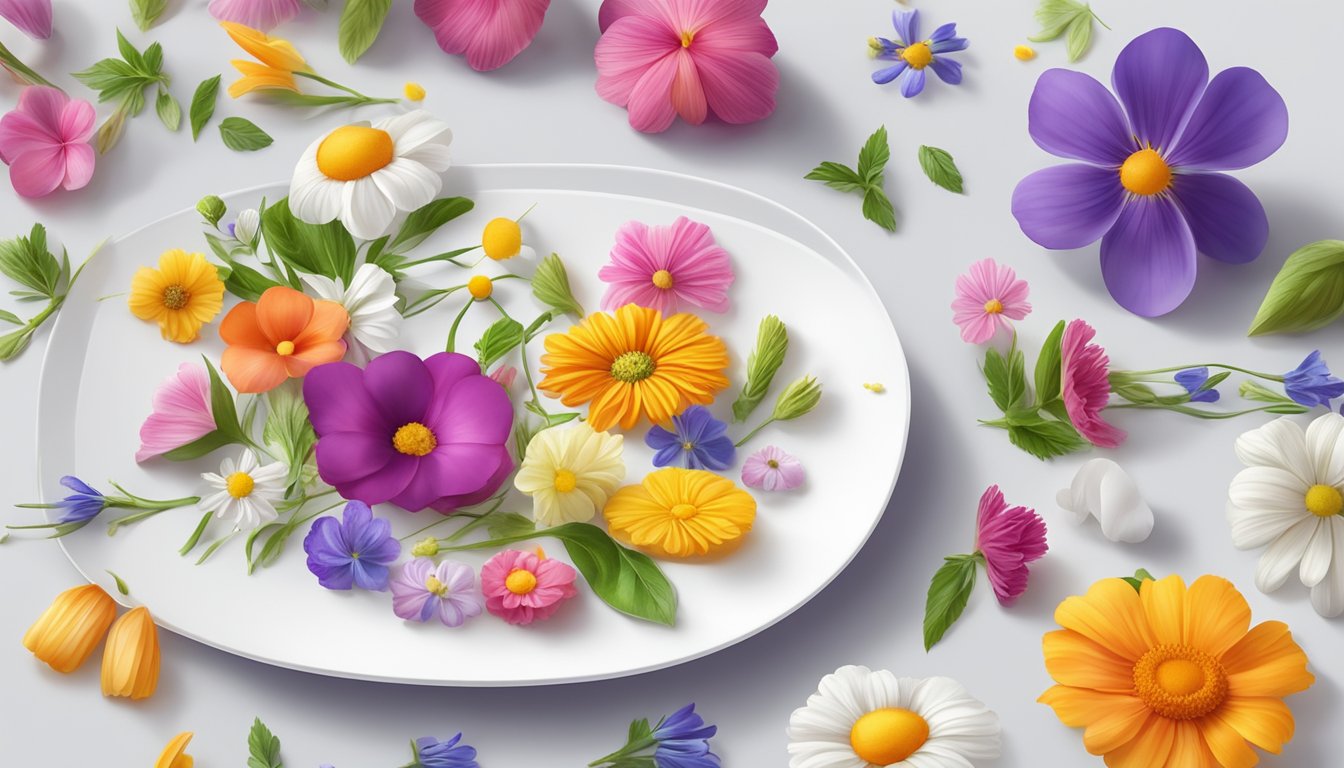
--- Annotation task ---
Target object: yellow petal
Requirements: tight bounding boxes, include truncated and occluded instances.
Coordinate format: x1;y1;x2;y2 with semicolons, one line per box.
101;605;160;700
1221;621;1314;699
1216;697;1295;754
22;584;117;673
1042;630;1136;693
155;732;194;768
1055;578;1156;662
1183;575;1252;658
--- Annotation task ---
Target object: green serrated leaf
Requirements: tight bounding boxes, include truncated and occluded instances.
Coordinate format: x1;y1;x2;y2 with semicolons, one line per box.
247;717;283;768
1248;240;1344;336
1007;416;1087;460
917;145;964;194
1034;320;1066;406
858;125;890;186
484;512;536;539
155;87;181;131
532;252;584;316
338;0;392;64
861;186;897;232
130;0;169;31
1065;12;1094;62
388;197;474;253
923;554;979;650
731;315;788;422
803;161;866;193
116;29;144;70
474;317;525;370
1029;0;1088;42
189;75;221;141
219;117;273;152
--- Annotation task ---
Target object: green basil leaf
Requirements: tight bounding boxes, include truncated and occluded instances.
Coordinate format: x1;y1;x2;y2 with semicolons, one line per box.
917;145;964;193
388;197;474;254
154;87;181;131
532;252;585;317
130;0;169;31
1248;240;1344;336
861;186;897;232
260;197;357;283
338;0;392;64
1034;320;1066;405
246;717;283;768
219;116;274;152
189;75;221;141
731;315;788;422
857;125;890;186
923;554;979;650
553;523;677;626
475;317;525;370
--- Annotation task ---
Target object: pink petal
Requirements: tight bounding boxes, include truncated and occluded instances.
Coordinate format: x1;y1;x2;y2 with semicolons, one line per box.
691;0;769;28
693;48;778;124
958;313;997;345
775;460;805;490
625;51;680;133
0;111;57;164
8;143;64;198
58;98;96;143
597;0;640;32
594;15;679;108
0;0;51;39
415;0;550;72
207;0;303;30
16;84;66;127
60;142;95;191
670;50;707;125
694;13;777;57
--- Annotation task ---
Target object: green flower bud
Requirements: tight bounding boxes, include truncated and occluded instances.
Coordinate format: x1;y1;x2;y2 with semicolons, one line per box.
772;376;822;422
196;195;226;226
410;537;440;558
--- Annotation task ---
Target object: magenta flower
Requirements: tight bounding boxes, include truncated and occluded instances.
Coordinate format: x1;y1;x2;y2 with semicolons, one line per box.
951;259;1031;345
303;351;514;514
390;557;485;627
0;87;95;199
594;0;780;133
0;0;51;39
973;485;1047;605
414;0;551;72
1011;28;1288;316
1061;319;1125;449
207;0;302;30
480;549;577;626
136;363;216;462
599;217;734;315
740;445;803;491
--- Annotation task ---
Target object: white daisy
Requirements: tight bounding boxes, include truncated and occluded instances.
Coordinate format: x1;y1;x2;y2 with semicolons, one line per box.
513;423;625;527
288;110;453;241
199;449;287;531
788;665;1000;768
1228;413;1344;617
303;263;402;364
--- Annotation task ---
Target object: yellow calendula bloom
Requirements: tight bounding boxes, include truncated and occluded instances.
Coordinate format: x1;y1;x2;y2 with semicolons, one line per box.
221;21;308;72
101;605;160;700
23;584;117;673
128;249;225;343
604;467;756;558
228;60;298;98
155;732;194;768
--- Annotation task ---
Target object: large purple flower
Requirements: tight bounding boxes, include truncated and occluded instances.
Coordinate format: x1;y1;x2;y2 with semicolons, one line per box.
303;351;514;514
1011;28;1288;317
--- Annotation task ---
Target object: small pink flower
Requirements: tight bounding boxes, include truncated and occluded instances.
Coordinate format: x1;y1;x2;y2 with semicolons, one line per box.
598;217;734;315
0;87;95;199
973;485;1047;605
951;258;1031;344
480;549;577;626
488;364;518;390
1061;319;1125;448
594;0;780;133
207;0;302;30
741;445;803;491
414;0;551;72
136;363;217;463
0;0;51;39
390;557;484;627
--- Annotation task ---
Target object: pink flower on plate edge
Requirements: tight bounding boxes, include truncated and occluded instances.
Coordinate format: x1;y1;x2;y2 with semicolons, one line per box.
207;0;303;31
741;445;803;491
0;0;51;39
951;258;1031;344
136;363;216;462
595;0;780;133
598;216;734;315
414;0;551;72
480;549;577;626
974;484;1047;605
1061;319;1125;449
0;86;96;198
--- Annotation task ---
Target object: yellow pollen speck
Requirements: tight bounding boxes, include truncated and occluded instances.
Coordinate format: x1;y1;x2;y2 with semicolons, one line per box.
275;340;295;356
393;422;438;456
481;218;523;260
901;41;933;69
553;469;578;493
670;503;698;520
652;269;674;290
849;708;930;765
162;284;190;310
680;30;694;48
505;568;538;595
766;459;780;469
467;275;493;300
983;298;1004;314
1305;484;1343;517
1119;148;1173;196
863;382;886;393
225;471;254;499
404;82;426;102
425;575;449;597
1014;45;1036;61
316;125;395;181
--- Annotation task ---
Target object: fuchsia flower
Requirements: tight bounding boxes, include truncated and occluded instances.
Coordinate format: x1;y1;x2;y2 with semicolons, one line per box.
136;363;216;462
1060;319;1125;448
974;485;1047;605
480;549;577;626
207;0;302;30
390;558;484;627
951;259;1031;345
0;0;51;39
0;87;95;199
594;0;780;133
414;0;551;72
598;217;734;315
741;445;804;491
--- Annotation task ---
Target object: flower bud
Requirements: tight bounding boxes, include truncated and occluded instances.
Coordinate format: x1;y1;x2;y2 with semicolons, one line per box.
772;376;822;421
233;208;260;246
196;195;226;226
411;537;440;557
101;605;161;700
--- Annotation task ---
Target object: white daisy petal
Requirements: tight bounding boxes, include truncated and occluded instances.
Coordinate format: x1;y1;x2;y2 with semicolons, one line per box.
1306;412;1344;487
386;111;453;158
341;177;397;240
1256;516;1320;592
1236;418;1313;485
372;158;441;213
1228;466;1310;510
904;746;974;768
1227;499;1310;550
1299;516;1336;587
1309;519;1344;617
302;272;343;302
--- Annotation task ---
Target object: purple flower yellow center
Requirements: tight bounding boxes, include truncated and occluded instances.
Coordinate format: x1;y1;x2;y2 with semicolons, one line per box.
651;269;674;289
610;351;656;383
901;41;933;69
316;125;395;181
553;469;578;493
848;708;930;765
393;422;438;457
275;340;295;356
162;284;189;310
680;30;694;48
424;575;449;597
983;298;1004;314
225;471;254;499
505;568;538;595
670;503;699;520
1305;484;1343;517
1132;644;1228;720
1119;148;1172;196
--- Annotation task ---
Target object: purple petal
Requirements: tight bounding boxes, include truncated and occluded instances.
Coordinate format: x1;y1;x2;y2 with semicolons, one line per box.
423;352;481;392
872;62;907;86
645;425;681;451
1166;68;1288;171
350;560;389;591
929;57;962;85
303;363;387;436
391;445;508;511
1171;172;1268;265
1112;28;1208;152
1011;164;1125;249
929;22;957;43
427;449;513;513
900;68;926;98
425;376;513;445
1100;197;1197;316
1028;69;1133;165
334;453;418;505
929;37;968;54
314;431;394;484
340;501;373;540
892;8;918;45
363;351;432;427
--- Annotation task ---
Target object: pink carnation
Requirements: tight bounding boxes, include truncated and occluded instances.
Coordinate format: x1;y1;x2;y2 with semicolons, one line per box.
136;363;217;462
480;549;577;626
974;485;1047;605
741;445;803;491
598;217;734;315
951;258;1031;344
414;0;551;72
207;0;302;30
0;87;95;199
1061;319;1125;448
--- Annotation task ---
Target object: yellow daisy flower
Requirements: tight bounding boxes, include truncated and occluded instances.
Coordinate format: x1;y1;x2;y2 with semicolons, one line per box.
603;467;756;558
514;423;625;527
128;249;225;343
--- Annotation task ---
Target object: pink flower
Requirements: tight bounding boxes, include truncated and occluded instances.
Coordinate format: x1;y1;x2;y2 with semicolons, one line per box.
414;0;551;72
598;217;734;314
973;485;1047;605
480;549;577;626
136;363;216;462
207;0;303;30
594;0;780;133
951;258;1031;344
488;364;518;390
0;0;51;39
1061;319;1125;448
390;557;484;627
741;445;803;491
0;87;95;199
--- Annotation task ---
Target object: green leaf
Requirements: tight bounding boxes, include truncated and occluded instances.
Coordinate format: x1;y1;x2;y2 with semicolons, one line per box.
0;223;60;297
246;717;283;768
861;186;897;232
0;326;34;361
772;375;822;421
222;260;282;302
189;75;221;141
388;197;474;254
1034;320;1066;406
475;317;525;370
155;87;181;131
130;0;169;31
982;347;1026;412
1065;12;1094;62
512;418;540;463
116;29;145;71
803;161;865;193
1121;568;1157;592
628;717;653;744
219;117;273;152
95;106;130;154
261;198;357;283
923;554;979;650
106;570;131;596
917;145;964;194
731;315;788;422
0;39;56;87
485;512;536;539
338;0;392;64
857;125;890;186
0;309;22;325
263;382;317;493
142;42;164;75
1248;240;1344;336
532;252;585;317
553;523;677;626
1007;415;1088;460
1029;0;1088;41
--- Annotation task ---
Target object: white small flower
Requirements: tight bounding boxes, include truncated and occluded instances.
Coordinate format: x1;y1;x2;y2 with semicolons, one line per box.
233;208;260;246
1057;458;1154;543
199;449;287;532
1228;413;1344;617
303;263;402;364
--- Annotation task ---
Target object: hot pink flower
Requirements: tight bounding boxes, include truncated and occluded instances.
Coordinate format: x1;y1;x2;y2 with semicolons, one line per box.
136;363;217;462
1061;319;1125;448
741;445;803;491
414;0;551;72
951;258;1031;344
973;484;1047;605
0;0;51;39
207;0;303;30
0;87;95;199
598;216;734;314
594;0;780;133
480;549;577;626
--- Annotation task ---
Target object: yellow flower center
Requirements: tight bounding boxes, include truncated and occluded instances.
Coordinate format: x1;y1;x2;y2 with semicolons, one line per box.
393;422;438;456
316;125;395;181
680;30;694;48
275;340;295;356
1014;44;1036;61
901;41;933;69
505;568;538;595
1132;644;1228;720
467;275;493;300
425;575;449;597
1305;484;1343;517
670;503;699;520
225;471;254;499
1119;148;1172;196
553;468;578;493
652;269;675;289
162;284;190;310
404;81;426;102
983;298;1004;314
610;351;656;383
767;459;780;469
849;708;930;765
482;218;522;260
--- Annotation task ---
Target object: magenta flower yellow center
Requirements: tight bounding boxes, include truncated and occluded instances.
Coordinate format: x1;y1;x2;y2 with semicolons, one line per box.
848;708;930;765
983;298;1004;314
505;568;538;595
1305;484;1343;517
670;503;699;520
553;469;578;493
316;125;395;181
901;42;933;69
1119;148;1172;196
424;575;449;597
393;422;438;456
651;269;674;289
225;471;255;499
162;284;190;310
275;340;295;356
1132;644;1228;720
680;30;694;48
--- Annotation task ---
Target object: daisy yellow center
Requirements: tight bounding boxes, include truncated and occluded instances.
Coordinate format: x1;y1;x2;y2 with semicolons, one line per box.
983;298;1004;314
553;469;578;493
680;30;694;48
316;125;395;182
393;422;437;456
767;459;780;469
1120;148;1172;196
468;275;493;300
670;503;699;520
652;269;675;289
1132;644;1228;720
901;42;933;69
610;351;656;383
849;708;930;765
162;284;190;310
505;568;538;595
1305;484;1343;517
482;218;522;260
275;340;295;356
424;575;449;597
225;471;255;499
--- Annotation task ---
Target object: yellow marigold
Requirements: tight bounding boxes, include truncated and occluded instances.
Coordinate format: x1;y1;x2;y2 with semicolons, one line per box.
220;21;308;72
604;467;756;558
538;304;729;432
22;584;116;673
101;605;160;700
227;60;298;98
155;732;194;768
128;249;225;343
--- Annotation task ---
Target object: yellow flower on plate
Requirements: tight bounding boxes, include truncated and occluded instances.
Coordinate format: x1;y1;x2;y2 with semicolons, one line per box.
101;605;160;700
128;249;225;343
22;584;117;673
603;467;755;558
155;732;194;768
514;422;625;526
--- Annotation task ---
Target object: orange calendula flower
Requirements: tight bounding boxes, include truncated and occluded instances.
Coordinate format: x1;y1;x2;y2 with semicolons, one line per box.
221;21;308;97
604;467;756;558
155;732;194;768
101;605;160;700
23;584;117;673
128;249;226;343
220;285;349;394
1040;574;1314;768
228;60;298;98
538;304;729;432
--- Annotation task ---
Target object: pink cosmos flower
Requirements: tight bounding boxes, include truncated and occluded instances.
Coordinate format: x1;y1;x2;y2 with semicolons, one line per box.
414;0;551;72
598;217;734;314
973;484;1047;605
594;0;780;133
207;0;302;30
480;549;577;626
390;557;485;627
951;258;1031;344
136;363;217;463
1061;319;1125;448
0;87;95;199
741;445;803;491
488;364;518;390
0;0;51;39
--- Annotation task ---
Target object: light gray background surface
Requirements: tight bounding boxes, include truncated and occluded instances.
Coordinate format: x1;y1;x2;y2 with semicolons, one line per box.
2;0;1341;765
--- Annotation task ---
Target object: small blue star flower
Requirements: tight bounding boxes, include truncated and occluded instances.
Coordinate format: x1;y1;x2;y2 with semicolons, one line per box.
646;406;736;471
869;9;968;98
1283;351;1344;408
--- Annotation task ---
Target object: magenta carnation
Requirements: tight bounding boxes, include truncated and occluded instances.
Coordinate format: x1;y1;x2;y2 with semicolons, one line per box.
973;485;1047;605
1060;319;1125;449
598;216;734;315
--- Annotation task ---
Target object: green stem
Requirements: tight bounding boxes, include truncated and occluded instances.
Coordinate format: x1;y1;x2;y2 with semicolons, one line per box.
442;496;508;544
1106;403;1308;419
0;39;56;88
1090;7;1112;30
399;246;478;270
179;511;214;556
734;417;776;447
196;530;239;565
445;299;473;352
588;736;656;767
1117;364;1283;382
435;525;561;552
293;71;396;104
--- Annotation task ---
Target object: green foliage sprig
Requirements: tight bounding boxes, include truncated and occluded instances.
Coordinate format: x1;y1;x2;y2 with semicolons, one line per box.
806;126;897;232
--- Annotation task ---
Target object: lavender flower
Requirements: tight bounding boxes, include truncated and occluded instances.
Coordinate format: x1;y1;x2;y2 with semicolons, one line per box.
646;406;735;471
1283;351;1344;408
303;501;401;591
1175;368;1220;404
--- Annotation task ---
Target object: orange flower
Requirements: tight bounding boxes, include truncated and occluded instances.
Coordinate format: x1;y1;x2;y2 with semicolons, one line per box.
220;285;349;394
22;584;116;673
537;304;729;431
101;606;160;700
1040;575;1314;768
228;60;298;98
221;21;309;98
155;732;194;768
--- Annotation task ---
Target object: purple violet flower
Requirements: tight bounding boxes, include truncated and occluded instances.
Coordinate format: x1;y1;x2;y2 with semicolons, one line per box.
1175;367;1220;403
408;733;478;768
645;406;735;471
1283;351;1344;408
303;501;401;591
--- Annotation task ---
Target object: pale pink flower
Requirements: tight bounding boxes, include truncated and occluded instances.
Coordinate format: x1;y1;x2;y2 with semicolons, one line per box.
0;87;95;199
594;0;780;133
488;364;518;390
136;363;216;462
390;557;484;627
598;217;734;314
1061;319;1125;448
741;445;803;491
974;485;1047;605
951;258;1031;344
0;0;51;39
480;549;577;626
207;0;302;30
414;0;551;72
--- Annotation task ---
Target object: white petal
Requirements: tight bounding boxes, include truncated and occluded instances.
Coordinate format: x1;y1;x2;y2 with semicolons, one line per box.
1305;412;1344;488
387;111;453;158
1228;466;1309;511
302;272;344;302
372;158;442;213
1256;516;1319;592
340;177;397;240
400;141;453;173
1236;417;1313;485
290;175;343;227
1310;519;1344;617
1300;517;1335;587
1093;462;1153;543
1227;499;1310;550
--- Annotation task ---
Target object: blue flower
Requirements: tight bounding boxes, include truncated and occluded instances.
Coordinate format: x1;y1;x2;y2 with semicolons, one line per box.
54;476;107;524
646;406;736;471
1175;368;1220;403
1283;351;1344;408
652;704;720;768
410;733;478;768
870;9;968;98
302;501;402;591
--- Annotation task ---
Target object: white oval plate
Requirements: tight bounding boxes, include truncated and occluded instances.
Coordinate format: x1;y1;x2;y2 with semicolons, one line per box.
37;164;909;686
